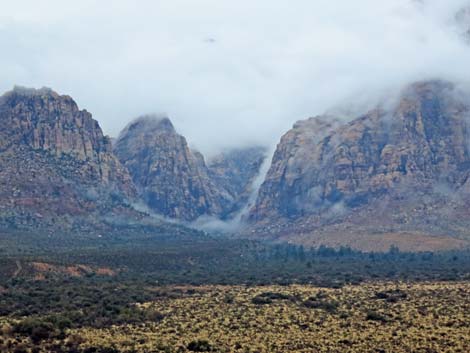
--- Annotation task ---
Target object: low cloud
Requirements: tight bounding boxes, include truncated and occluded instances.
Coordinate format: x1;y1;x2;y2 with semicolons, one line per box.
1;0;470;155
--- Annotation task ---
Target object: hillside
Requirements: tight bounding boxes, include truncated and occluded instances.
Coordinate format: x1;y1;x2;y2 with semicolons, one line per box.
0;87;139;232
248;81;470;251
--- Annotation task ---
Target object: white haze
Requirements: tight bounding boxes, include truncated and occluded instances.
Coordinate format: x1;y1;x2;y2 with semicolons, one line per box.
1;0;470;156
192;147;275;233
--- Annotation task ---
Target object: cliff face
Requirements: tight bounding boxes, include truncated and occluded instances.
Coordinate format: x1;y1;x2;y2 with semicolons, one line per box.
0;87;137;230
207;146;267;217
248;81;470;246
249;117;343;220
114;116;233;221
0;87;135;192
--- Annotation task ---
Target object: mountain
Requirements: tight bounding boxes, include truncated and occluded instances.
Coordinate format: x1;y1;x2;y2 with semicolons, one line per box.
207;146;267;218
0;87;268;227
249;117;343;220
114;115;233;221
248;81;470;251
0;87;137;231
4;81;468;251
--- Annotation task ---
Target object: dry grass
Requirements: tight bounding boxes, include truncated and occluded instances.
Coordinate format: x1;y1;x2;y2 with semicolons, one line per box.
71;281;470;353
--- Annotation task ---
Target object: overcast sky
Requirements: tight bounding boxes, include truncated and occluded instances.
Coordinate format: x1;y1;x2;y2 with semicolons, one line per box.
1;0;470;156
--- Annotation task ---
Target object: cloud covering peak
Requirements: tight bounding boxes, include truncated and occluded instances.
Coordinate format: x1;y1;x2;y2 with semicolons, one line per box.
1;0;470;155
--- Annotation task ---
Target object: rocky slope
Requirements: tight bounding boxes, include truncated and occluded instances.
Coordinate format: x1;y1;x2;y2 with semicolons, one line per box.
0;87;268;227
114;115;233;221
0;87;137;231
207;146;267;217
248;80;470;250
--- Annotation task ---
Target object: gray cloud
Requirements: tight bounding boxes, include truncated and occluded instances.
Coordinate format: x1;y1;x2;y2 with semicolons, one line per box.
1;0;470;156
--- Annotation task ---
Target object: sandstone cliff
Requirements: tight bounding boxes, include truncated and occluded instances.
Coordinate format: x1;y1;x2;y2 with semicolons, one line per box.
114;115;233;221
207;146;267;217
248;81;470;248
0;87;137;230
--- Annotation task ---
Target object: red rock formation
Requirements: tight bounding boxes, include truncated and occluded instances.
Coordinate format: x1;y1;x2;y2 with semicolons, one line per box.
248;81;470;246
114;115;233;221
0;87;136;230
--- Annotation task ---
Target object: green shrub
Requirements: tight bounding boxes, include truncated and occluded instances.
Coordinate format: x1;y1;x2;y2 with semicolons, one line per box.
187;339;213;352
251;295;272;305
366;310;388;323
303;299;339;313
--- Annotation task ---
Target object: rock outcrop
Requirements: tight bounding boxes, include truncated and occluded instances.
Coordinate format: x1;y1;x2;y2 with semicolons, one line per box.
248;81;470;247
114;115;233;221
207;146;267;217
249;117;343;220
0;87;137;230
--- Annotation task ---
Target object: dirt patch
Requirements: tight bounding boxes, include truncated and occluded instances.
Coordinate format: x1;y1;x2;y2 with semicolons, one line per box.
95;267;117;276
30;262;116;279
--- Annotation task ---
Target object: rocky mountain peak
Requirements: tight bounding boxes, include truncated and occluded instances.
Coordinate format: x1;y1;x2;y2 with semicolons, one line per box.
114;113;270;222
114;115;232;221
248;80;470;244
1;86;81;118
9;85;61;97
119;114;176;137
0;86;112;160
0;87;137;230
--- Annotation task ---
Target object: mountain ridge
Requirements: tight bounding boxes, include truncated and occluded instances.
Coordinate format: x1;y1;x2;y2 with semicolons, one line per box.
246;80;470;251
114;114;267;222
2;81;470;251
0;86;139;231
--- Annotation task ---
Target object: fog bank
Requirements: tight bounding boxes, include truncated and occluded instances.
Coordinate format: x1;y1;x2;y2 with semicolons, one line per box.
1;0;470;155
